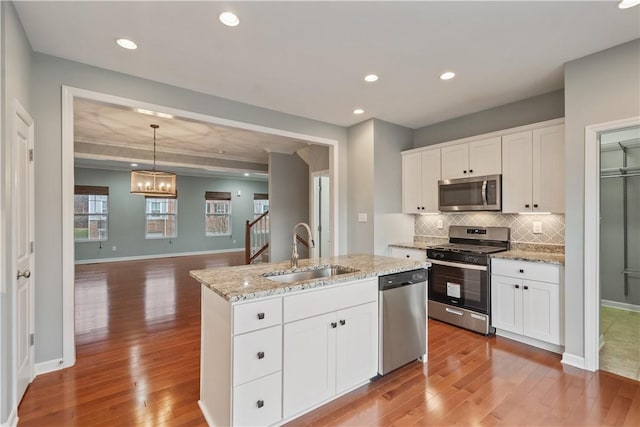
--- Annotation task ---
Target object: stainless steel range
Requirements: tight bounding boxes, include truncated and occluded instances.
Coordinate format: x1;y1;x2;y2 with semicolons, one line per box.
427;226;510;335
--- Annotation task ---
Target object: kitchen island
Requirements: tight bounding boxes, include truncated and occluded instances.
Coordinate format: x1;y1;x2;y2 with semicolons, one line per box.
190;254;428;427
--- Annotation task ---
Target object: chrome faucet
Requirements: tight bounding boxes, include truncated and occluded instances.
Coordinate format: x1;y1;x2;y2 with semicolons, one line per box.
291;222;315;268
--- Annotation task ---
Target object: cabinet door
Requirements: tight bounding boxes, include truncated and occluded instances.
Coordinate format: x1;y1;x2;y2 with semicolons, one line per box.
282;312;336;418
491;275;522;334
533;124;565;213
522;279;560;344
421;149;441;212
335;302;378;393
469;137;502;177
502;131;533;213
402;152;423;213
441;144;469;180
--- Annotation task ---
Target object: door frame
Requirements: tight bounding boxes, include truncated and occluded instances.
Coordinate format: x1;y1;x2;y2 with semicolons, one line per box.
11;99;35;408
310;169;330;259
61;86;341;367
583;115;640;371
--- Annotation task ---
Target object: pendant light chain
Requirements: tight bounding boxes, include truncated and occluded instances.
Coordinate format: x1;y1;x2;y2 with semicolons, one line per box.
151;124;159;172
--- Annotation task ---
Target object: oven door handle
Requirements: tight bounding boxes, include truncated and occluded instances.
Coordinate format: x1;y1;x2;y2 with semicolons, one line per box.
427;259;487;271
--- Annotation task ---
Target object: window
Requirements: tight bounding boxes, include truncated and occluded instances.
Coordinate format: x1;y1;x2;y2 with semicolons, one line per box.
253;193;269;219
205;191;232;236
145;197;177;239
74;186;109;241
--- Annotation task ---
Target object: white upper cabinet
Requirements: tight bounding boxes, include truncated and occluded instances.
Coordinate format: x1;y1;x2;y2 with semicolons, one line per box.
502;124;564;213
441;137;502;180
402;148;440;213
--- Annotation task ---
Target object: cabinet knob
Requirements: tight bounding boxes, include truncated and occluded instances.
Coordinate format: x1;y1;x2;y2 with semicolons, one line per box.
525;204;530;208
406;254;410;258
339;319;346;326
257;351;265;359
331;322;337;328
256;400;264;409
257;312;265;320
469;169;473;173
524;286;529;290
533;204;538;208
463;170;467;174
519;269;524;273
515;284;520;289
421;206;425;210
416;206;420;210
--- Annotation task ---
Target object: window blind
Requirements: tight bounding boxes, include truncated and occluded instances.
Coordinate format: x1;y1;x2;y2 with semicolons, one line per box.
205;191;232;200
74;185;109;196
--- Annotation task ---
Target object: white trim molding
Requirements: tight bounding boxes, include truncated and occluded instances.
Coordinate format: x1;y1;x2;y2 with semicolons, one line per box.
34;359;65;376
583;116;640;373
74;248;245;265
601;299;640;313
1;406;17;427
61;86;341;377
561;353;586;370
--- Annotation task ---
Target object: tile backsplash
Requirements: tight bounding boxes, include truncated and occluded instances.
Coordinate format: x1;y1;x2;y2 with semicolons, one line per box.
414;213;565;245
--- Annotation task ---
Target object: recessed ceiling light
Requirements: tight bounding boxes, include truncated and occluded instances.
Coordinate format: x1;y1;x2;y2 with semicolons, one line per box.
619;0;640;9
219;11;240;27
440;71;456;80
218;150;224;154
353;108;364;115
131;163;139;167
116;38;137;50
364;74;378;82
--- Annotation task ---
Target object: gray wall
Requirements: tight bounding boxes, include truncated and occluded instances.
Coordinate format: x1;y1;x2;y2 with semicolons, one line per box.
347;120;374;253
74;168;268;261
269;153;309;262
600;146;640;306
1;1;32;422
564;39;640;359
347;119;414;255
373;119;414;255
30;52;347;364
413;89;564;147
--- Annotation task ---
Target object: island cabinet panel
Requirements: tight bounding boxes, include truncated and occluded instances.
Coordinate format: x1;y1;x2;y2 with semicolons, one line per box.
491;258;563;351
232;325;282;386
232;371;282;427
233;297;282;335
282;279;379;420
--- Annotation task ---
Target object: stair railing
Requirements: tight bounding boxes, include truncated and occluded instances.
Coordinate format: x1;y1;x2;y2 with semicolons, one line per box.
245;211;270;264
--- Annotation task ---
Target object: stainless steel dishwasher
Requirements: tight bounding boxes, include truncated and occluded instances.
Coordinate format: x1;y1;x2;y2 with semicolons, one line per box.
378;269;427;375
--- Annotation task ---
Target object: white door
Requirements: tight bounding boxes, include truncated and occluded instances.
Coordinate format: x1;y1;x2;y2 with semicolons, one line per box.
14;102;35;403
282;312;336;418
335;302;378;393
468;137;502;177
490;275;522;334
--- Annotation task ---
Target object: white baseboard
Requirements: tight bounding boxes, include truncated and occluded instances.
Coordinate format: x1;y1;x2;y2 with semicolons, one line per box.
494;329;563;354
599;334;605;350
198;400;215;427
75;248;244;265
35;358;65;375
601;299;640;312
561;352;586;370
1;406;17;427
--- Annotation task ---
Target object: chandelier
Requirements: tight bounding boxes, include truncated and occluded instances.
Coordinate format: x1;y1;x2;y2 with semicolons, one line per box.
130;124;177;197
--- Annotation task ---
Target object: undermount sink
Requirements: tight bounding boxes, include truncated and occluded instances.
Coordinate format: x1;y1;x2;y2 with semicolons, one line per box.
263;265;359;284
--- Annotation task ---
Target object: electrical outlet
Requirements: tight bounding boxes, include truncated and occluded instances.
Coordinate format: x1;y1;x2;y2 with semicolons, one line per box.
358;213;368;223
532;222;543;234
437;220;443;229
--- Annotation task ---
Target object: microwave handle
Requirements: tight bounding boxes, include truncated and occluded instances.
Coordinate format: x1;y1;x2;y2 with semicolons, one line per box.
481;180;488;205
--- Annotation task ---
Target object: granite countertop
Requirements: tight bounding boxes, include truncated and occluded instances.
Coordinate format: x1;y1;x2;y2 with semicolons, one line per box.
491;250;565;265
389;242;431;250
190;254;428;302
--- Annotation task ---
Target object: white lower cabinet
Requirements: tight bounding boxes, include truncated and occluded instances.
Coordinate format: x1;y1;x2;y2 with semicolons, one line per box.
282;280;378;420
491;258;563;349
233;371;282;427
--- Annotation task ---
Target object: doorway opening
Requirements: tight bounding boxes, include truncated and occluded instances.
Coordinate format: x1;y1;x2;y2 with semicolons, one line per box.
598;125;640;381
311;171;330;259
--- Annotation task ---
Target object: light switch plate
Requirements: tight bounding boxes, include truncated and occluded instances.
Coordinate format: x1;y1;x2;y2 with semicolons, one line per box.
358;213;368;222
532;222;543;234
437;220;444;229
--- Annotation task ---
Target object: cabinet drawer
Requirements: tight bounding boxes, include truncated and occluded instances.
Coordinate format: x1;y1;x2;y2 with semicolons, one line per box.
491;258;559;284
234;297;282;335
390;247;425;261
233;371;282;427
233;325;282;386
284;278;377;323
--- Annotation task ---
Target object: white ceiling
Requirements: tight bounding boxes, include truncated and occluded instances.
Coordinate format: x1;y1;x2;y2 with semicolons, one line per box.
15;1;640;129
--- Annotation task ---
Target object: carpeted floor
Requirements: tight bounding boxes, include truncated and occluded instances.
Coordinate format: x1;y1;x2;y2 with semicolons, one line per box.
600;305;640;381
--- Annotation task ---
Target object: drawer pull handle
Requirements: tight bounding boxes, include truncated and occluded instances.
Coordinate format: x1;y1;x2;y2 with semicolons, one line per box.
515;284;520;289
525;204;530;208
339;319;346;326
256;400;264;408
519;269;524;273
524;286;529;290
257;351;265;359
257;312;265;320
445;307;464;316
331;322;337;328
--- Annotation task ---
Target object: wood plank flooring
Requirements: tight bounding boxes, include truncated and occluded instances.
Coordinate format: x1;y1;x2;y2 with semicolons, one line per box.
18;253;640;426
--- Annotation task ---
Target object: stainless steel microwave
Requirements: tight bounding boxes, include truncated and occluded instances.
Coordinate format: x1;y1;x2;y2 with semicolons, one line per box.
438;174;501;212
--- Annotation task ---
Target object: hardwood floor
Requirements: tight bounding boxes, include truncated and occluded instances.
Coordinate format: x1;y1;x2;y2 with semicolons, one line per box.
18;253;639;426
